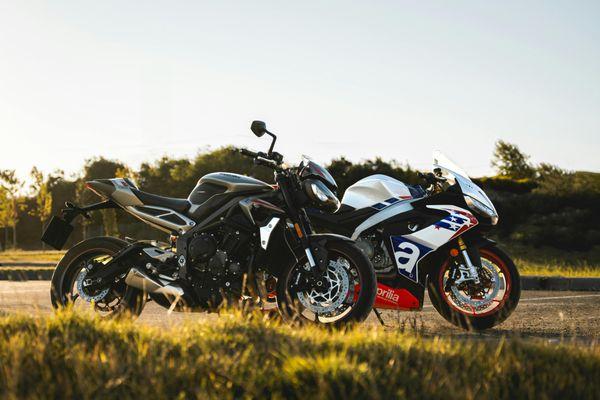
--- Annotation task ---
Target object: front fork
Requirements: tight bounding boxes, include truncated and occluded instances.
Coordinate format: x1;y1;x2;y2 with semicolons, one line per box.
289;222;330;280
294;223;318;268
456;237;481;284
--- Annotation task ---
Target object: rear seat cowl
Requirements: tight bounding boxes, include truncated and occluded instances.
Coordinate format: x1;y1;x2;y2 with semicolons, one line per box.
86;180;116;198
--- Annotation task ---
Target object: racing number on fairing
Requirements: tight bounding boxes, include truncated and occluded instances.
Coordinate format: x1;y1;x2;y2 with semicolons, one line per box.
390;236;432;283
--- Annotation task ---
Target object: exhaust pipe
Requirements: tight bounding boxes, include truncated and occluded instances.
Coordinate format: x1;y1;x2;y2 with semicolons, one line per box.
125;268;184;297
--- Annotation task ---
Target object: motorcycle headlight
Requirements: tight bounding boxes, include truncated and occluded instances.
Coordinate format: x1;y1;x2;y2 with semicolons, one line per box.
303;179;341;213
464;195;499;225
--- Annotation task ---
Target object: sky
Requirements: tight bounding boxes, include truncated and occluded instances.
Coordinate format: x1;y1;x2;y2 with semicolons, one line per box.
1;1;599;186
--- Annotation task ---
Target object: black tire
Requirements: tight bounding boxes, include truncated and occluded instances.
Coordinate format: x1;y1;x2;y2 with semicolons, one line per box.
276;240;376;327
50;237;145;317
427;244;521;331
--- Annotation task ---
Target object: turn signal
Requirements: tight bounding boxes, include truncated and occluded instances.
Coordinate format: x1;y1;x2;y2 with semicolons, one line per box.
450;248;459;257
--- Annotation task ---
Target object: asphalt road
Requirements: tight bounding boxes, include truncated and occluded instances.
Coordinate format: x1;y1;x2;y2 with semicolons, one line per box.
1;281;599;342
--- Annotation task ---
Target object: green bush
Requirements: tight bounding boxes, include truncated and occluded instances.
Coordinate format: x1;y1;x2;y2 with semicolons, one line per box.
474;176;537;194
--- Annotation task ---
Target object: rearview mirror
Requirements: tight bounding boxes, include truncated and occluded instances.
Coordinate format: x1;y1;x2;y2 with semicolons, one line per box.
251;120;267;137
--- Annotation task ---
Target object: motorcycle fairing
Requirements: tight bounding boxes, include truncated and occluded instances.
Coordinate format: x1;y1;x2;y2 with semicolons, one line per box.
351;200;416;239
374;282;420;310
389;236;433;283
386;205;477;285
368;204;479;309
402;205;478;249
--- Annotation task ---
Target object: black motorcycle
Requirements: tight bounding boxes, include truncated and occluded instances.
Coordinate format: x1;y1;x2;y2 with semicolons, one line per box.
43;121;376;325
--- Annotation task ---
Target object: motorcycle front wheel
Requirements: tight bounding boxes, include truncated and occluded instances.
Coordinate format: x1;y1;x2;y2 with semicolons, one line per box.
276;241;376;327
428;244;520;331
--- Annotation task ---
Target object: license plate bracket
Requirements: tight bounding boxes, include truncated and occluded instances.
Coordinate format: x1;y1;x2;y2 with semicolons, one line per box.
41;216;74;250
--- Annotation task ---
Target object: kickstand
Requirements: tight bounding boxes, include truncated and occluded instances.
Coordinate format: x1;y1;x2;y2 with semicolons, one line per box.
167;295;181;315
373;308;387;327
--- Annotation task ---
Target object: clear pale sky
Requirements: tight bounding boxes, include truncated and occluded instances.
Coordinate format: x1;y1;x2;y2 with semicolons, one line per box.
1;1;598;184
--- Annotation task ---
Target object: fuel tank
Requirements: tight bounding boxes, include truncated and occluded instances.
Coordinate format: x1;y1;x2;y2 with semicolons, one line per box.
188;172;272;205
341;174;415;210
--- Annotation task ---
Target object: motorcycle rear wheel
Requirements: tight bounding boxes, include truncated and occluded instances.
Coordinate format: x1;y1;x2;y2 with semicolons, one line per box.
50;237;145;318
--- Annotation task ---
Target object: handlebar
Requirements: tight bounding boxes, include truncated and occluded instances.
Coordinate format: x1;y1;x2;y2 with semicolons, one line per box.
255;156;278;167
240;148;259;158
418;172;446;185
240;148;285;171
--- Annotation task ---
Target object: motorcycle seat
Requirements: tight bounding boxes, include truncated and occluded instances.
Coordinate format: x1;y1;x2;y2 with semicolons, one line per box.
130;188;191;214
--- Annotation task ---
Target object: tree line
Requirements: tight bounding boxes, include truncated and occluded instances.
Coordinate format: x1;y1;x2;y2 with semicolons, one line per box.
1;141;598;254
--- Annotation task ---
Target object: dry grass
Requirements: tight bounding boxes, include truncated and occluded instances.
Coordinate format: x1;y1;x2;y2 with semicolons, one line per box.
516;258;600;277
0;250;64;263
0;309;598;399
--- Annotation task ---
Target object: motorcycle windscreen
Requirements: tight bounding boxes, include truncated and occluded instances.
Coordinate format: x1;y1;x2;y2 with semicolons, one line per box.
432;150;497;215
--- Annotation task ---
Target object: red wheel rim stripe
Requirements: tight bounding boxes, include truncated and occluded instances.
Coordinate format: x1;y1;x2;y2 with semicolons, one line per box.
438;248;512;318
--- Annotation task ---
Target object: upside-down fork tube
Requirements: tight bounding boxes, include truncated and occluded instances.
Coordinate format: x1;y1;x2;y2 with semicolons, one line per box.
457;237;480;284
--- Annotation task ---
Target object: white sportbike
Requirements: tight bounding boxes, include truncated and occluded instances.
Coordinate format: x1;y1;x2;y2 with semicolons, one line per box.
308;152;520;330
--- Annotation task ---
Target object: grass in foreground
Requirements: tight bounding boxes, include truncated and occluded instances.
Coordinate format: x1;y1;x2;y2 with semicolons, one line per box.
0;310;598;399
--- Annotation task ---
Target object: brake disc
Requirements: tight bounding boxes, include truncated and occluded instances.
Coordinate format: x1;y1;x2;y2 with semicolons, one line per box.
76;264;110;302
449;259;500;309
297;258;350;314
